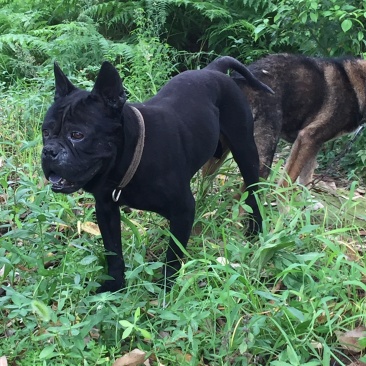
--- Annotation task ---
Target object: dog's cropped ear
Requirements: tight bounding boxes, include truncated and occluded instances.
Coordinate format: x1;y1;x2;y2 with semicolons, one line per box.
91;61;126;110
54;62;76;100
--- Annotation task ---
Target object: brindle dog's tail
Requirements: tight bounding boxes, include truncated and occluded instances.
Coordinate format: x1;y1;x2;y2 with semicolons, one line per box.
205;56;274;94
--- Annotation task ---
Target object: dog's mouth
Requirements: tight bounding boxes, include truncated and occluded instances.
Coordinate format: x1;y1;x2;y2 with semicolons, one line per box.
46;161;103;194
48;172;77;192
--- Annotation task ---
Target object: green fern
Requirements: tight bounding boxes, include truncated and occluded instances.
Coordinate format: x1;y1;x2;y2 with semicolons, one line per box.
108;42;135;63
83;1;141;28
189;1;232;21
0;33;49;53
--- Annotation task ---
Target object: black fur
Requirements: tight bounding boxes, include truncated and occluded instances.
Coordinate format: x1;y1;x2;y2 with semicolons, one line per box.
42;57;272;292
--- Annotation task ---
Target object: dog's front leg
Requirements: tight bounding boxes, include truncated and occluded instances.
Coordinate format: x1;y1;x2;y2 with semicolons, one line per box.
163;194;195;286
95;198;125;292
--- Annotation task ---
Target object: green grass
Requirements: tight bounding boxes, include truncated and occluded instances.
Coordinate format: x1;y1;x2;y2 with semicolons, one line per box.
1;94;366;366
1;2;366;364
1;73;366;366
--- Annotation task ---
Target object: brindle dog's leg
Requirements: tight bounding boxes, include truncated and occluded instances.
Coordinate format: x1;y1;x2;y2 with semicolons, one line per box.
279;128;324;187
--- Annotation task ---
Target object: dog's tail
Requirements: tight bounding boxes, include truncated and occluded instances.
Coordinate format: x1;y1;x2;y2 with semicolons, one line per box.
204;56;274;94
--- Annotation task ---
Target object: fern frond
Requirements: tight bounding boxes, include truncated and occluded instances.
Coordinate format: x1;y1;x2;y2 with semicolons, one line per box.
108;42;135;62
83;1;142;27
243;0;272;12
175;0;232;21
0;33;49;54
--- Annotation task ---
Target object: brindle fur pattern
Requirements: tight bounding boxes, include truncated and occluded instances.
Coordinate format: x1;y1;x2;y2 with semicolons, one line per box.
232;53;366;185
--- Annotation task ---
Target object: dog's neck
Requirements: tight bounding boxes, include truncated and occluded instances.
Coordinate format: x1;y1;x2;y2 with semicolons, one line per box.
112;106;145;201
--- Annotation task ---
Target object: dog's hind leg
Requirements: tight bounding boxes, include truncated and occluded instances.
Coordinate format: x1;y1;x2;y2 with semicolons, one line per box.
299;153;318;186
254;120;282;180
279;128;323;186
230;143;262;233
220;125;262;233
163;189;196;285
222;124;280;205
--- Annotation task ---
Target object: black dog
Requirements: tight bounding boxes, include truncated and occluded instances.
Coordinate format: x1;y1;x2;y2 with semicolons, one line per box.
41;57;273;292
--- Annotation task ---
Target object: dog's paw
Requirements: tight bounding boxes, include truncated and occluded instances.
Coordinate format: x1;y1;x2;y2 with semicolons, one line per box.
96;279;125;293
244;217;262;237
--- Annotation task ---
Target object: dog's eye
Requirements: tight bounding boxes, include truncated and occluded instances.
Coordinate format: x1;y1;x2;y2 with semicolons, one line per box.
43;130;50;138
71;131;84;140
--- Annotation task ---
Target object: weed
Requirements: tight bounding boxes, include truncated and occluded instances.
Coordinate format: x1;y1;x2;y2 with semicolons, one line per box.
1;9;366;366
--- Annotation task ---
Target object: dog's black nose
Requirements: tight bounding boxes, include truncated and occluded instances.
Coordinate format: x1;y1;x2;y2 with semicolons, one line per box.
42;144;60;159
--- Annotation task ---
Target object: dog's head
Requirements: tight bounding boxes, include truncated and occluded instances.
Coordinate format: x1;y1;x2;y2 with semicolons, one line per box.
41;62;127;193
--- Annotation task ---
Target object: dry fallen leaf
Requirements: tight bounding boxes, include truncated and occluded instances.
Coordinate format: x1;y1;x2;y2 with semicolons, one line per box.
172;349;192;363
338;240;362;262
0;194;7;204
80;221;101;236
317;180;337;191
356;187;366;195
336;326;366;353
158;331;170;339
216;256;240;268
146;353;165;366
310;341;323;349
217;174;227;186
113;349;146;366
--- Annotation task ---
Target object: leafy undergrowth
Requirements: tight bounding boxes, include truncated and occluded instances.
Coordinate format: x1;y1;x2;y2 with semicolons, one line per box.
1;140;366;366
1;89;366;366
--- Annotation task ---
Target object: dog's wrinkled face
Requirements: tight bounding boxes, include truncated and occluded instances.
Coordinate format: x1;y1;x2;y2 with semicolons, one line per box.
41;62;126;193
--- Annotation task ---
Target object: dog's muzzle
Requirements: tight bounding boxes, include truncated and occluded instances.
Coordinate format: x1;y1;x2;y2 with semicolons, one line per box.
42;142;77;192
42;142;64;161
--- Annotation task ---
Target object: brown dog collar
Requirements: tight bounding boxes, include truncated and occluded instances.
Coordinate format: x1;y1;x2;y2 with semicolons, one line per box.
112;106;145;202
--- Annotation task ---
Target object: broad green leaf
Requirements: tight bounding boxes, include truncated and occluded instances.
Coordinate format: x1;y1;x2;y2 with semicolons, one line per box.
134;307;141;322
138;328;152;340
252;237;296;268
119;320;133;328
80;255;98;265
287;344;300;365
310;13;318;22
159;312;180;321
39;344;57;359
286;306;306;322
122;326;133;339
254;291;280;302
341;19;352;32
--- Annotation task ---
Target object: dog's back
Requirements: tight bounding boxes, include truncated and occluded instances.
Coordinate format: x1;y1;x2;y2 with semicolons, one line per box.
233;53;366;182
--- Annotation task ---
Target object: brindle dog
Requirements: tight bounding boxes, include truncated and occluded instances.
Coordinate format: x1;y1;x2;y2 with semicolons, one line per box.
205;53;366;186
